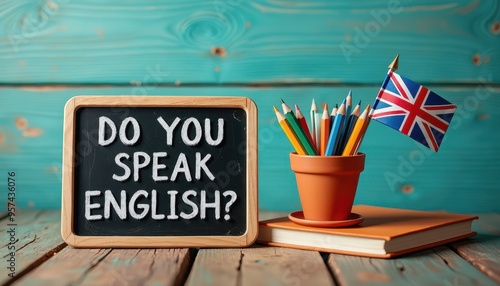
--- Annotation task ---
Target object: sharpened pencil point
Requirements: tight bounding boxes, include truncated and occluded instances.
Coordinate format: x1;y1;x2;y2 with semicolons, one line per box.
280;98;285;104
273;106;279;113
311;99;317;111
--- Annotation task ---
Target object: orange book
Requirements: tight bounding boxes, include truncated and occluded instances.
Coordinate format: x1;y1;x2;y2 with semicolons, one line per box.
257;205;477;258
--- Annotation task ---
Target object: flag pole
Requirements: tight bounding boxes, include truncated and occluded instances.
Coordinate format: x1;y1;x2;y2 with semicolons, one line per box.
375;54;399;103
357;55;400;155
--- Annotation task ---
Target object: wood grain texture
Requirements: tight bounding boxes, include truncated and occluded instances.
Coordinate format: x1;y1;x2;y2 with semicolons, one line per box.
2;210;499;285
0;0;499;84
1;86;499;213
451;214;500;283
13;248;112;286
15;248;191;286
76;249;191;286
186;247;334;286
0;210;65;285
185;248;242;285
327;246;498;286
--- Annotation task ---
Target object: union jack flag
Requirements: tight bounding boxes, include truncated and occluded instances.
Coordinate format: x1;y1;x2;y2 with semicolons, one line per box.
370;71;456;151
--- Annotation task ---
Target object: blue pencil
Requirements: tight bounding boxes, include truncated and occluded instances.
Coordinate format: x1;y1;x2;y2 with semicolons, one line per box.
345;90;352;118
329;104;338;129
338;100;361;154
324;102;346;156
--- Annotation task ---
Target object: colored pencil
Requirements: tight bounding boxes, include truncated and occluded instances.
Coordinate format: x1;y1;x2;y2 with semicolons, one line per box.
330;104;338;129
345;90;352;119
324;102;346;156
310;99;318;147
273;106;307;155
295;104;315;152
314;106;322;152
281;99;317;155
320;104;331;156
342;105;370;156
353;107;373;154
338;100;361;154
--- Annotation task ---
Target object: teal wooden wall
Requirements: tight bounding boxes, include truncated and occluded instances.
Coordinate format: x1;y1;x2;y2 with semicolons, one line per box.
1;0;499;213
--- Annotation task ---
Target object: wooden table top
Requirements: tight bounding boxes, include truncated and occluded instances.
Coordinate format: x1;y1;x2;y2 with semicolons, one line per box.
1;210;499;286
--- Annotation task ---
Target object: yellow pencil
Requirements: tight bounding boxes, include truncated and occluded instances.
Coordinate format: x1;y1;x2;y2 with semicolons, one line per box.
274;106;307;155
342;105;370;156
320;104;331;156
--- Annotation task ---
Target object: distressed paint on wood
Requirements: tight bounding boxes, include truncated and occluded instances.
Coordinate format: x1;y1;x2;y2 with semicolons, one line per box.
451;214;500;283
1;86;499;213
70;249;191;286
0;0;499;84
13;248;113;286
15;248;191;286
327;246;498;286
186;247;334;286
185;248;242;285
2;211;500;285
241;247;334;286
0;210;65;285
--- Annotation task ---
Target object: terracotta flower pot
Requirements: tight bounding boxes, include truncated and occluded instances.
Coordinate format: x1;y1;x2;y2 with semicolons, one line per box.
289;153;365;221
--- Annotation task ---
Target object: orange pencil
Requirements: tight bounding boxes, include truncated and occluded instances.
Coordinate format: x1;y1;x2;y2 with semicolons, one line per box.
320;104;331;156
342;105;370;156
353;107;373;154
273;106;307;155
295;104;316;153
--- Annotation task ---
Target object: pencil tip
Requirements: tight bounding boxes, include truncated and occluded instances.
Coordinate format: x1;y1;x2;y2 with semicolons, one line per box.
311;99;317;110
347;90;352;97
280;98;285;104
358;100;362;106
273;106;279;112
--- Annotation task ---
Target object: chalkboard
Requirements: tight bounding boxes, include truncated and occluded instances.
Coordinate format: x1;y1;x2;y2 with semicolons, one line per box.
61;96;258;248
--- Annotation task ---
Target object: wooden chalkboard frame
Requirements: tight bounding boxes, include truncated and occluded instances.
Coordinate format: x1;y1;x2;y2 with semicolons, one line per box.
61;96;258;248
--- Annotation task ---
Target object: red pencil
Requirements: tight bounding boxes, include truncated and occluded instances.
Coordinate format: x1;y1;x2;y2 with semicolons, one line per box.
295;104;316;152
320;104;331;156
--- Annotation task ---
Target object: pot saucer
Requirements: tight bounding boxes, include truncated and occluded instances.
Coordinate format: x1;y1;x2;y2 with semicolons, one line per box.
288;211;364;228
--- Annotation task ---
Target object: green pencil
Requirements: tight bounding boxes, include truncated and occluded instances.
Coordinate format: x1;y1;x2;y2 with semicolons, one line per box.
281;99;317;155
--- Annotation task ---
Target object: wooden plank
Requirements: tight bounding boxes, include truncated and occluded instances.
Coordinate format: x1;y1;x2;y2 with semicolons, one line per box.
0;1;499;84
327;246;498;286
185;249;241;285
241;247;334;286
16;248;192;286
13;248;112;286
78;249;191;286
451;214;500;283
0;210;65;285
1;85;499;214
186;246;334;286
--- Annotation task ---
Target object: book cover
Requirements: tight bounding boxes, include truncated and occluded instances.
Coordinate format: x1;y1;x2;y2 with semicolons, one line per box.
257;205;478;258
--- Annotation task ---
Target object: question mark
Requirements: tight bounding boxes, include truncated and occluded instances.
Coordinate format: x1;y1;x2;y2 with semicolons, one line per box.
222;190;237;221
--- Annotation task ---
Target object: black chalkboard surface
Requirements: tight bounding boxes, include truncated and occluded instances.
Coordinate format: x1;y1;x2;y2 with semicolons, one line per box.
61;96;258;248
